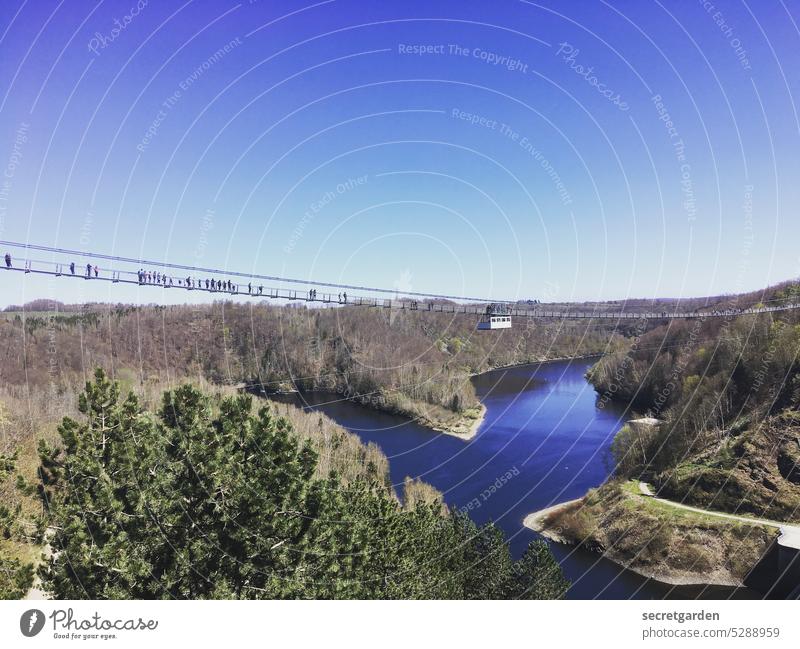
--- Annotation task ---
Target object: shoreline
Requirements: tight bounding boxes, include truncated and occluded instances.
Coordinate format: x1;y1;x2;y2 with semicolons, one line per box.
426;402;487;441
523;498;583;544
468;353;604;379
523;495;769;588
258;355;602;442
434;354;601;439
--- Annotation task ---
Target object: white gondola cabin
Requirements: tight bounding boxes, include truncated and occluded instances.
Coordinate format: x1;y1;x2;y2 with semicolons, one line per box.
477;314;512;330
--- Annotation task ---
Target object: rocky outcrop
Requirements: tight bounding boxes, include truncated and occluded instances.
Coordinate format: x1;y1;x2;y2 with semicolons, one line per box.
526;481;778;587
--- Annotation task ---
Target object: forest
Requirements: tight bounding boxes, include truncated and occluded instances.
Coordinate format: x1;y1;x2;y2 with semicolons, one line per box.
587;280;800;521
0;299;602;599
2;279;798;598
0;370;569;599
0;299;626;431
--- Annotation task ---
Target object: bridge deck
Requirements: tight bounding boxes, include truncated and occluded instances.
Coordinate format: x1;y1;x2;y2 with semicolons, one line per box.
3;262;798;321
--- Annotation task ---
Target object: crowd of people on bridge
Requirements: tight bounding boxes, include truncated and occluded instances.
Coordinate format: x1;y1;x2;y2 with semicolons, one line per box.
485;302;512;315
2;252;338;303
9;251;788;318
136;269;267;295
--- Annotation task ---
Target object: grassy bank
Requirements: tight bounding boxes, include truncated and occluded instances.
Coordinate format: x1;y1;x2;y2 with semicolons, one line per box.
528;480;778;586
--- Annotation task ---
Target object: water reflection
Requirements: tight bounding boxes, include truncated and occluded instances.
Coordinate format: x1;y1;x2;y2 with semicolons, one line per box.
272;359;757;600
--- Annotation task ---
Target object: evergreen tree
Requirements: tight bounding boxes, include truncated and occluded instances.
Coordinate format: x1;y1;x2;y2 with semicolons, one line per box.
512;540;571;599
36;370;570;600
0;451;35;599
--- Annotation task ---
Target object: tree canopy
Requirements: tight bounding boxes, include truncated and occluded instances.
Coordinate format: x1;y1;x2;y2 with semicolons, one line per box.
31;370;569;599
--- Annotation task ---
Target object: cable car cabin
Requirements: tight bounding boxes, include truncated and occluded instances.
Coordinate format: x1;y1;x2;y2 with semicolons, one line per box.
477;314;512;330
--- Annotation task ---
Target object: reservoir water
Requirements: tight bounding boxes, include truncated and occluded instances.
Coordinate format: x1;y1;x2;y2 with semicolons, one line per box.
274;359;753;599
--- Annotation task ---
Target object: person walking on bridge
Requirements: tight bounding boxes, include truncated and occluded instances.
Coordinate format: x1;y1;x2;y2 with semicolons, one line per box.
4;253;11;268
70;262;75;275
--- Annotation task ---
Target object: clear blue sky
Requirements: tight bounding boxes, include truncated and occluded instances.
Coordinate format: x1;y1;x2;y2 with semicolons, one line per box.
1;0;798;307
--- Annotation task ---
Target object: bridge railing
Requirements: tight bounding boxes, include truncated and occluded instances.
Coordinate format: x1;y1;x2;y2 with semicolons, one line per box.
2;256;799;321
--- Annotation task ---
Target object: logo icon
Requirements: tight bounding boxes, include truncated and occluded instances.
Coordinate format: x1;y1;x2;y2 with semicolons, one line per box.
20;609;45;637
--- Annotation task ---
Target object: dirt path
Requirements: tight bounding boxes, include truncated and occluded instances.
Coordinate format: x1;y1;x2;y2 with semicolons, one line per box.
639;482;800;549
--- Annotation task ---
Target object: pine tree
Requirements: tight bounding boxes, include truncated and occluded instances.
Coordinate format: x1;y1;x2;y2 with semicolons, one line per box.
36;370;571;600
0;451;34;599
511;540;570;599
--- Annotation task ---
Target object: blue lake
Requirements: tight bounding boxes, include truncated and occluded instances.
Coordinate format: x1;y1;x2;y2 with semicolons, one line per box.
274;359;754;599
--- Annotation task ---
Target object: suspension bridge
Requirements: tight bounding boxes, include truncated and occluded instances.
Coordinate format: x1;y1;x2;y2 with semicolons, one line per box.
2;240;799;325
